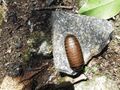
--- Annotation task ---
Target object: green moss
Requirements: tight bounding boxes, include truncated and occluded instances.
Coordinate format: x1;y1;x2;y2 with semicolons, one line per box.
22;30;52;63
22;48;32;62
0;5;7;27
0;13;3;26
56;77;66;84
85;65;100;74
28;31;48;48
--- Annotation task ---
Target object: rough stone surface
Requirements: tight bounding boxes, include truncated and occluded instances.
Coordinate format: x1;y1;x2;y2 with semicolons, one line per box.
52;11;113;75
0;76;30;90
74;76;119;90
38;41;52;56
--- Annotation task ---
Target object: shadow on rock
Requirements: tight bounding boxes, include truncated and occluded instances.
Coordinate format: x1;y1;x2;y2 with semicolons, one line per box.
37;82;74;90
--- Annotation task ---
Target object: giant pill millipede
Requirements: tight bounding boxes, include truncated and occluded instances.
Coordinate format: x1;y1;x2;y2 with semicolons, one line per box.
64;34;84;71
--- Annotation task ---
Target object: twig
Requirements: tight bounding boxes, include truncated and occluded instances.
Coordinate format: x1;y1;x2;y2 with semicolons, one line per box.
19;63;49;83
34;6;73;11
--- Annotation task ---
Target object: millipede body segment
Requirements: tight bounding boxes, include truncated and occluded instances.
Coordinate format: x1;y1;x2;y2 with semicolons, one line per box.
64;34;84;71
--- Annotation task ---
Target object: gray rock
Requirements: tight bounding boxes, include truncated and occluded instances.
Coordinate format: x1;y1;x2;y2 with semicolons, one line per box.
52;11;113;75
74;76;119;90
37;41;52;56
45;0;55;6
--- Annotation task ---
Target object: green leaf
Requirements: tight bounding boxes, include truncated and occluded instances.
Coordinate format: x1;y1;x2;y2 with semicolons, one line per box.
79;0;120;19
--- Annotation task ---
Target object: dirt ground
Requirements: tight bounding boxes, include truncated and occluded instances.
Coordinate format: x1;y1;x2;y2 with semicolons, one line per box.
93;16;120;88
0;0;54;85
0;0;120;89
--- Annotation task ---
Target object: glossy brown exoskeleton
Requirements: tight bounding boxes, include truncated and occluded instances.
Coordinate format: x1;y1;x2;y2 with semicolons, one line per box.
65;34;84;71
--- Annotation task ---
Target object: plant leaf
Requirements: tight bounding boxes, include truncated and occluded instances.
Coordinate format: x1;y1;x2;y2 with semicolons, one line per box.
79;0;120;19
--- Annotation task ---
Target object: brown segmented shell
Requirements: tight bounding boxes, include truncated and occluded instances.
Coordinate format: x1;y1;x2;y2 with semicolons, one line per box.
65;34;84;71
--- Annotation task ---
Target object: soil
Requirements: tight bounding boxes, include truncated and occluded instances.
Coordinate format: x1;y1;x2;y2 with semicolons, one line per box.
0;0;120;89
0;0;54;86
0;0;73;88
86;15;120;88
94;16;120;88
